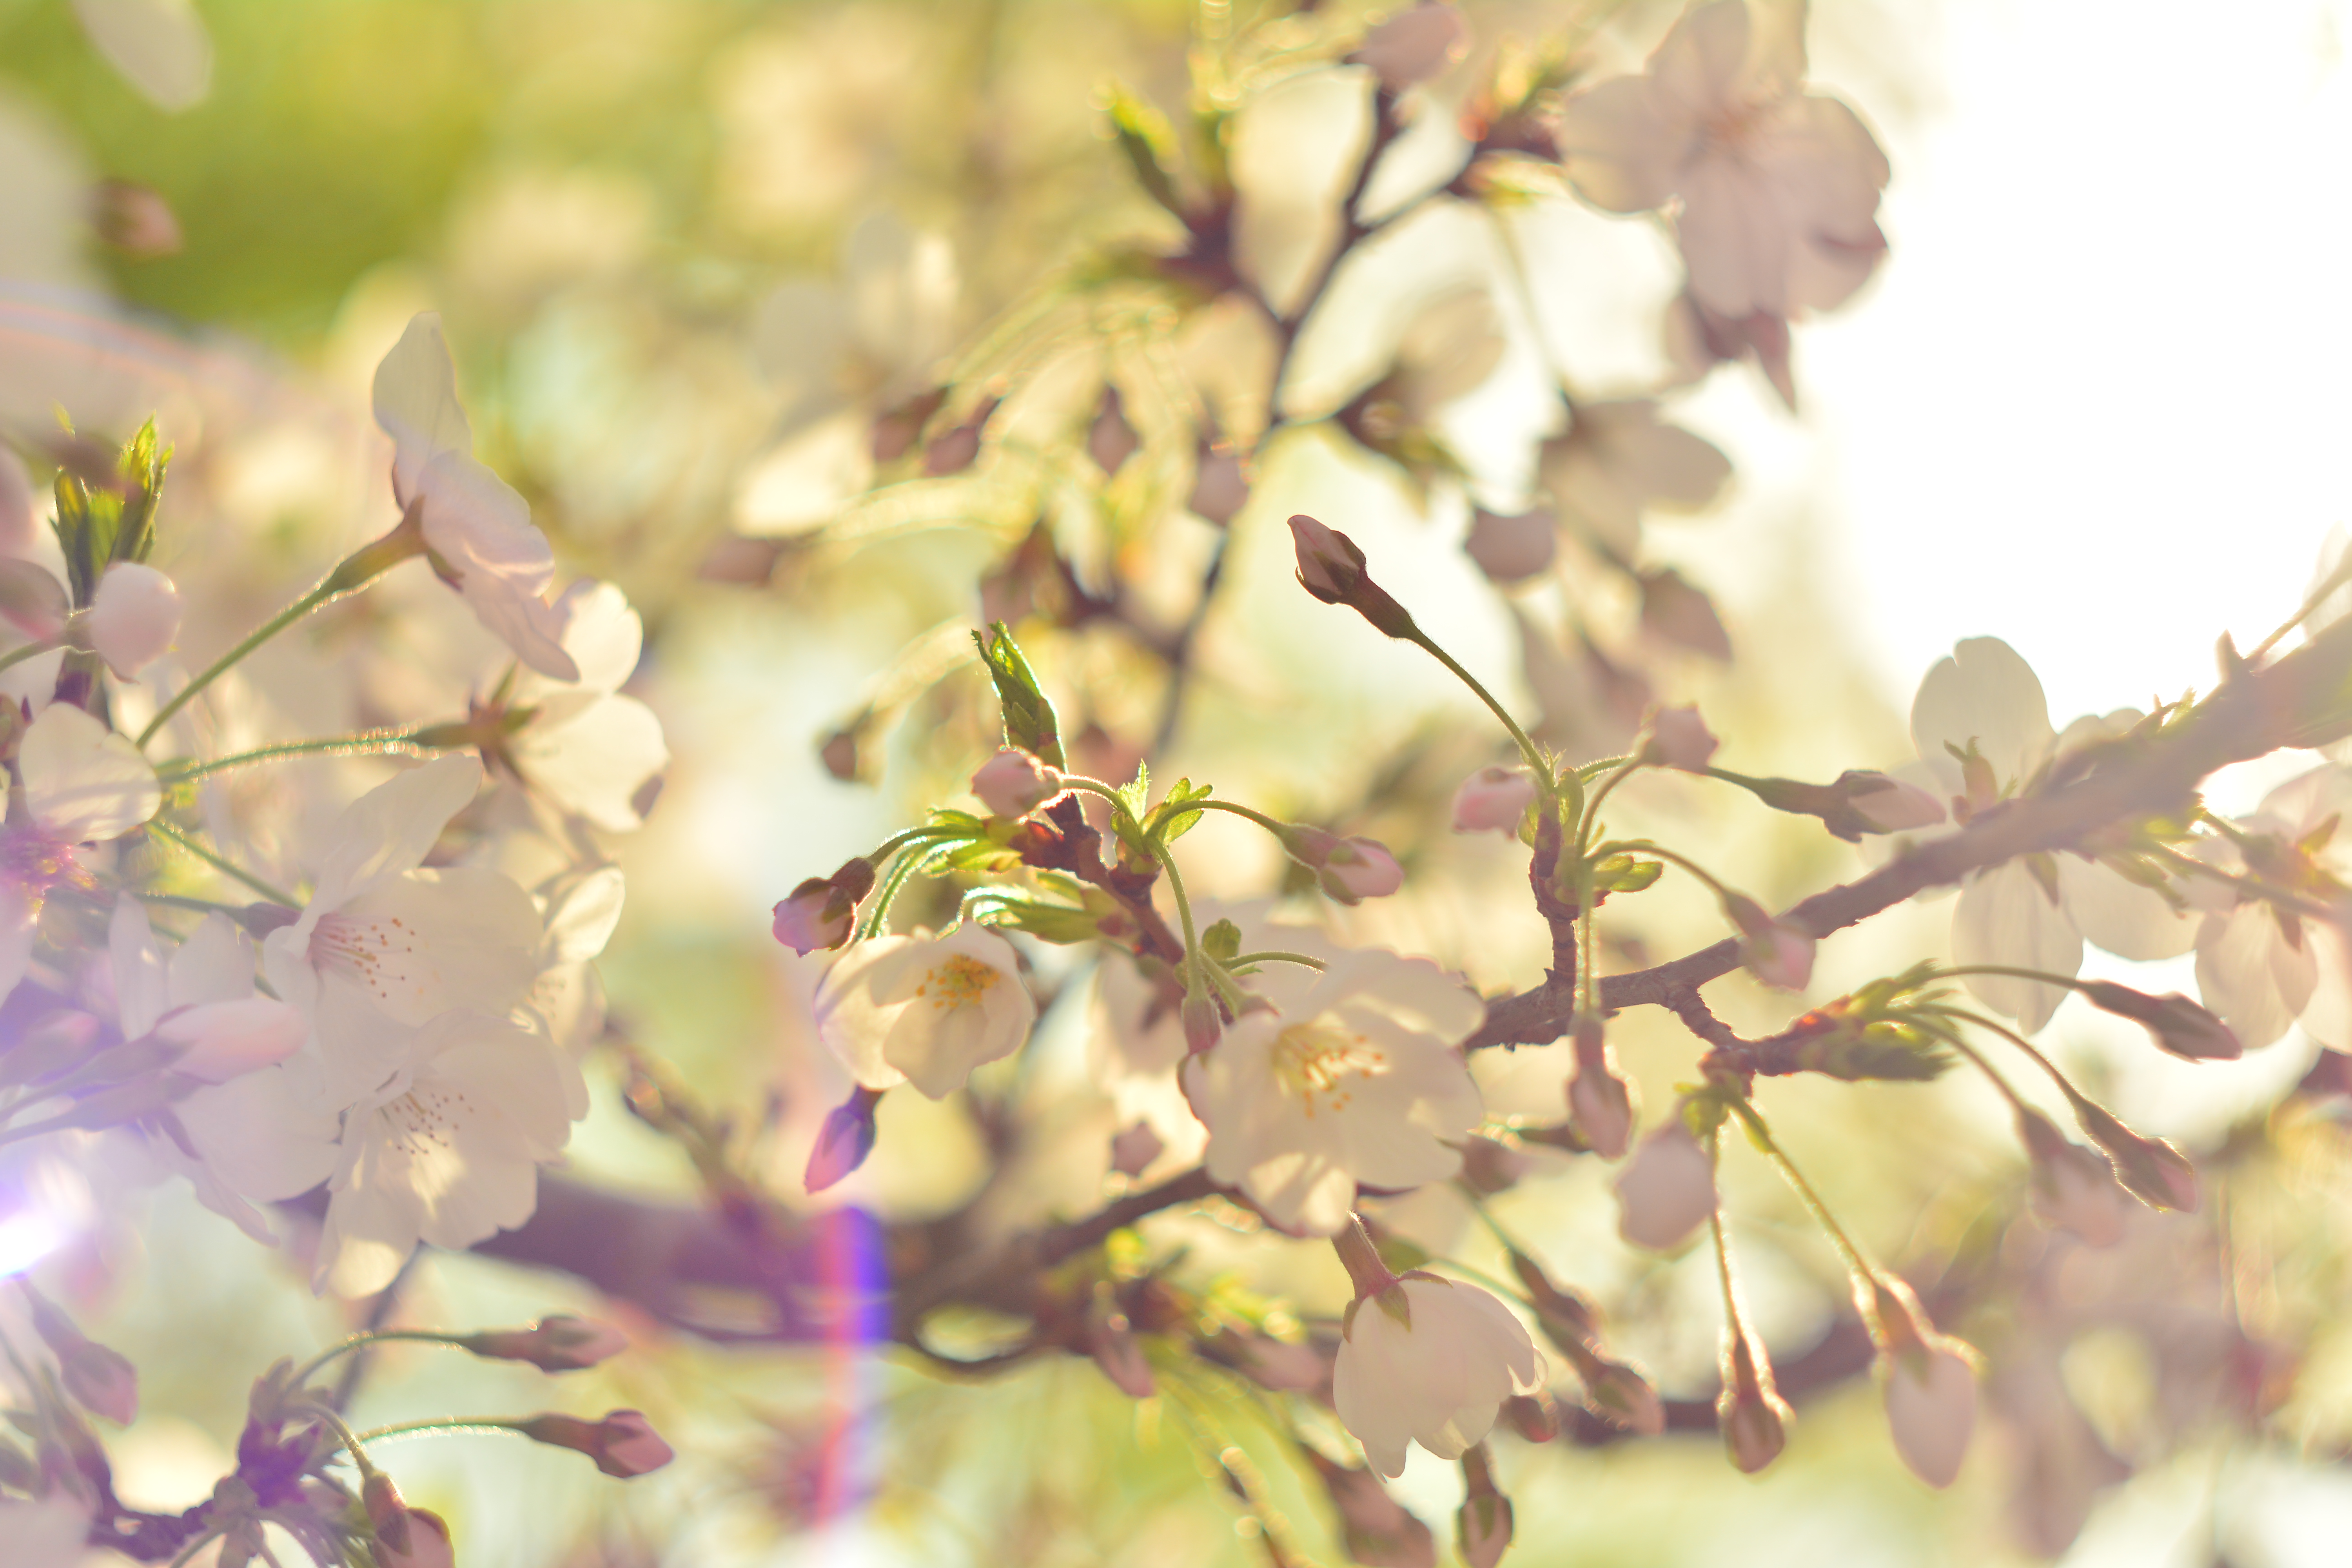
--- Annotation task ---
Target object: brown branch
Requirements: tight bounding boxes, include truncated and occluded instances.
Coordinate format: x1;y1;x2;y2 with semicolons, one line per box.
1466;620;2352;1051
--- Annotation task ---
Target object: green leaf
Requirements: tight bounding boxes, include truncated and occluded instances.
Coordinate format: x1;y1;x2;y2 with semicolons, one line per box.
972;623;1065;768
1148;776;1213;844
1105;82;1185;217
978;898;1102;944
1589;853;1664;897
1114;760;1151;824
1201;918;1241;961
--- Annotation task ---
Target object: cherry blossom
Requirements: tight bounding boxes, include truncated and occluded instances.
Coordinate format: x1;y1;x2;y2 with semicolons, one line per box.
2190;764;2352;1050
814;926;1037;1099
971;746;1060;819
107;897;305;1083
1907;638;2194;1031
1553;0;1889;321
373;312;579;681
501;579;669;831
1331;1276;1544;1479
261;755;545;1100
309;1010;582;1295
1350;4;1468;93
1181;949;1484;1236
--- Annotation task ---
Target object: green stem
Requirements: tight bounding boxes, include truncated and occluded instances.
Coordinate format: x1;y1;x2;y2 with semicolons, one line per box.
1720;1096;1879;1294
858;847;928;940
1187;798;1289;837
1917;1005;2085;1107
1598;838;1733;899
351;1416;528;1446
1224;950;1326;971
136;518;425;749
1916;1022;2032;1116
145;817;301;907
165;1531;223;1568
161;727;433;785
1578;757;1646;853
301;1397;384;1481
1405;631;1547;777
0;637;59;676
290;1329;474;1391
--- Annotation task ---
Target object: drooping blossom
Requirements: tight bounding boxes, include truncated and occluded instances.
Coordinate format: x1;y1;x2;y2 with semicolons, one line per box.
1873;1280;1980;1488
1552;0;1888;322
2016;1107;2126;1249
1641;704;1718;772
517;1409;676;1477
814;926;1036;1099
1282;826;1405;903
373;312;579;680
1181;949;1484;1235
1332;1276;1545;1479
1614;1110;1717;1250
461;1314;628;1371
260;755;545;1101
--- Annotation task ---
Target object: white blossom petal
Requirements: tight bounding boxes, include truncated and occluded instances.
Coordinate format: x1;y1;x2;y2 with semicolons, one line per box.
1911;637;2056;794
1954;862;2080;1033
71;0;212;112
19;703;159;843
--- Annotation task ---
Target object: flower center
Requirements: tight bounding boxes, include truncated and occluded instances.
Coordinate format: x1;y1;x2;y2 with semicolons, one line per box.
913;953;1000;1012
378;1083;469;1165
309;912;430;1011
1269;1021;1387;1116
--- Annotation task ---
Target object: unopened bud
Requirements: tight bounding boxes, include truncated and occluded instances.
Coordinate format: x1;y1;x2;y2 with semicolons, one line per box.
460;1315;629;1372
1187;441;1250;526
1450;765;1537;835
1868;1284;1980;1490
1281;824;1405;903
1566;1016;1632;1158
515;1410;675;1478
2070;1095;2199;1212
1717;1334;1789;1474
2015;1108;2126;1248
970;746;1061;818
78;562;183;677
0;558;69;639
2077;981;2241;1062
1639;704;1719;773
1181;988;1222;1054
771;858;877;955
805;1085;882;1194
1582;1356;1665;1436
1455;1443;1514;1568
1286;514;1419;639
363;1472;411;1555
26;1292;137;1425
368;1501;453;1568
1109;1120;1165;1176
1499;1390;1559;1443
1723;893;1813;991
1839;770;1947;833
1086;386;1140;476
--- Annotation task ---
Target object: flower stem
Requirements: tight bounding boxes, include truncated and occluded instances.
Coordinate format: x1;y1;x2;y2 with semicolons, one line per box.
145;817;301;907
160;727;434;785
1720;1096;1880;1296
290;1329;474;1390
0;637;59;676
1597;838;1733;899
1063;775;1207;993
351;1416;530;1446
1223;950;1325;971
301;1398;384;1481
1405;630;1548;777
136;514;426;749
1916;1022;2033;1115
1578;757;1647;851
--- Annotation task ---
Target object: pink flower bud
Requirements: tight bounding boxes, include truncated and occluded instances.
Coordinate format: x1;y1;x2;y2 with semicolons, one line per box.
805;1086;881;1194
1455;1445;1513;1568
370;1504;454;1568
1283;825;1405;902
1723;894;1813;990
0;559;67;639
517;1410;675;1478
1109;1120;1165;1176
1181;989;1221;1054
1565;1018;1632;1158
1463;507;1555;584
1717;1334;1789;1474
1089;1313;1156;1399
1288;513;1367;603
1841;771;1947;833
1640;704;1718;773
1086;387;1140;476
771;858;876;955
1450;765;1536;835
1350;3;1469;91
1187;442;1249;526
2078;982;2241;1062
83;562;183;677
1614;1112;1717;1251
462;1315;630;1372
970;746;1060;818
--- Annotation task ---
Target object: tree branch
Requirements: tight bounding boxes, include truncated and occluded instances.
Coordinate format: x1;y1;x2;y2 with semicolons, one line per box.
1466;621;2352;1051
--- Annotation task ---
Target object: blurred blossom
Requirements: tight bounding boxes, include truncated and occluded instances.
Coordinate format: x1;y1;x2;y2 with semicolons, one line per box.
1332;1276;1544;1479
2191;764;2352;1049
1553;0;1887;321
71;0;214;112
1538;399;1730;561
815;926;1036;1099
500;579;670;833
1463;506;1557;584
1350;4;1469;93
